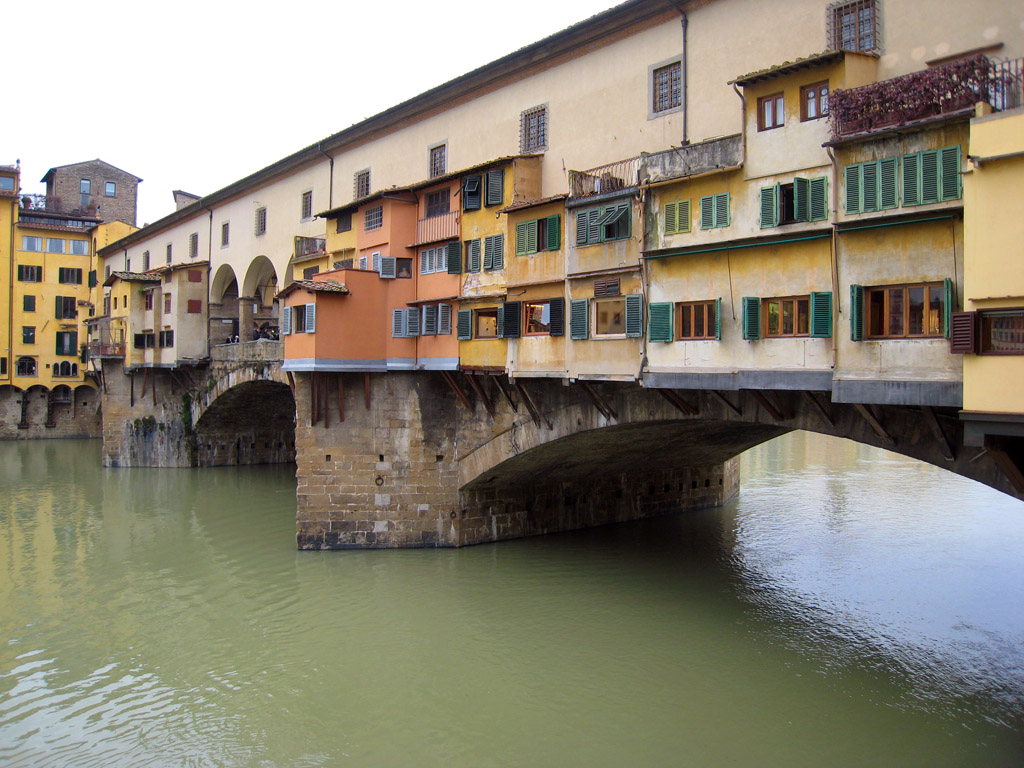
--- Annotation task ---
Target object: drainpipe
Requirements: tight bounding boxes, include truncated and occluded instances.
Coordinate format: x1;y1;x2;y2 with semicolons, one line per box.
207;206;214;360
8;199;15;383
826;146;840;369
669;2;689;145
731;84;747;168
317;143;334;210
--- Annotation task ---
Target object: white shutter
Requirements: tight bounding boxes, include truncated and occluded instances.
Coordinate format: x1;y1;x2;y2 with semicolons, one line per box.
392;308;406;337
305;302;316;333
405;307;420;336
379;256;396;279
358;254;368;270
422;304;438;335
372;252;382;273
282;306;292;335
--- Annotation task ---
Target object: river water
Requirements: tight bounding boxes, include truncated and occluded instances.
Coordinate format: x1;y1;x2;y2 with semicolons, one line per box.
0;432;1022;767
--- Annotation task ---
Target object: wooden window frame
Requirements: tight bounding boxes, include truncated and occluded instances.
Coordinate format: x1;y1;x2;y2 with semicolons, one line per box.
221;222;230;247
677;301;718;340
425;189;449;219
866;282;945;339
429;143;447;179
763;296;811;338
523;300;552;336
828;0;878;53
757;93;785;131
189;232;199;258
301;190;313;221
978;309;1024;355
593;297;628;338
801;81;830;121
474;308;498;340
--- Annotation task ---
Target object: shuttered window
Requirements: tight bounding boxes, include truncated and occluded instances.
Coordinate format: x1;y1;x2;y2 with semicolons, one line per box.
902;146;961;206
845;160;897;213
457;309;473;340
421;304;438;336
949;311;977;354
465;239;482;273
742;297;761;340
809;292;833;337
498;301;521;338
549;297;565;337
438;303;453;335
483;234;504;271
462;176;481;211
379;256;396;279
304;303;315;333
664;200;691;234
677;300;720;340
485;170;504;207
649;302;674;342
570;299;589;340
576;203;630;245
699;193;730;229
625;294;644;338
852;280;952;339
282;306;292;335
515;215;561;255
447;240;462;274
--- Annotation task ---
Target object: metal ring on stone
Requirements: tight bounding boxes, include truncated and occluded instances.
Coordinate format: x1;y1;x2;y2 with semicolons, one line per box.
375;476;384;486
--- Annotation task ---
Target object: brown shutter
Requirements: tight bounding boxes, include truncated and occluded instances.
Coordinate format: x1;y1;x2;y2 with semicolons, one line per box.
949;311;977;354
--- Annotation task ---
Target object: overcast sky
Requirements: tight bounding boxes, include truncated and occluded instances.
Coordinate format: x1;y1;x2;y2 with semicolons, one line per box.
3;0;618;227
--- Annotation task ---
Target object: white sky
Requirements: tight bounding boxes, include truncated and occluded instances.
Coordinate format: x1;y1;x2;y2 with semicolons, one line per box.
3;0;619;227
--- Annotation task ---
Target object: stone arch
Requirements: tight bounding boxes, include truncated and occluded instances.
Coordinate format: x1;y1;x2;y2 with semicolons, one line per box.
210;263;239;304
242;255;278;305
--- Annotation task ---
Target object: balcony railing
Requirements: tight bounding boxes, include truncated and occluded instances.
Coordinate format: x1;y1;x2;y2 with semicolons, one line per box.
569;157;641;199
294;236;326;260
87;341;126;358
831;54;1023;139
414;210;459;245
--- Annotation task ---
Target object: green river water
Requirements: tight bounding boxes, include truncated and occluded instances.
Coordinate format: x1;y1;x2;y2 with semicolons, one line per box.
1;432;1022;767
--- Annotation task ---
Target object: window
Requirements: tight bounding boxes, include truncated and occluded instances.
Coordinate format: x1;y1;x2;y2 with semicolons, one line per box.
801;82;830;120
576;203;631;246
17;265;42;282
46;238;66;254
166;243;172;264
765;296;811;337
303;266;320;280
22;236;42;252
0;176;14;191
679;301;719;340
426;189;450;218
221;222;230;247
462;176;481;211
189;232;199;258
301;190;313;220
860;282;947;339
652;61;682;114
522;300;566;337
743;293;833;340
355;170;370;200
80;179;91;195
397;258;413;278
22;326;35;344
105;181;116;197
58;268;83;284
145;292;154;311
159;330;175;348
521;105;548;152
56;331;78;356
187;299;202;314
829;0;878;52
760;178;828;227
902;146;961;206
364;205;383;231
485;170;504;207
23;295;35;312
55;296;77;319
16;357;36;377
133;333;156;349
475;308;498;339
664;201;691;234
758;93;785;130
483;234;504;271
699;193;730;229
391;308;420;338
594;298;627;336
164;294;171;313
429;144;447;178
515;215;561;255
254;206;267;236
70;240;89;255
336;212;352;233
419;244;448;275
54;361;78;377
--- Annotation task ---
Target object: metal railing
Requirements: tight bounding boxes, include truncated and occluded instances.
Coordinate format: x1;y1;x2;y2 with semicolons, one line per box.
87;341;126;357
414;210;459;245
569;157;641;199
294;236;326;259
831;54;1023;138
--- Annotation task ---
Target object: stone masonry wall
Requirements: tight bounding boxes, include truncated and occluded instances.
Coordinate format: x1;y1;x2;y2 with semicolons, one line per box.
0;385;101;439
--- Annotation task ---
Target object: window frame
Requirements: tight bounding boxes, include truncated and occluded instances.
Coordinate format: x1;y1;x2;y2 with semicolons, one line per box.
828;0;879;53
593;296;628;338
189;232;199;259
801;81;830;121
520;104;548;152
978;309;1024;355
763;295;812;338
648;57;683;118
429;143;447;179
425;189;450;219
354;169;371;200
678;300;719;340
16;357;37;377
105;181;116;197
254;206;267;236
576;202;631;246
523;300;553;337
865;282;946;339
474;307;499;340
22;326;35;345
300;189;313;221
364;205;383;232
221;222;230;247
699;193;731;230
757;93;785;131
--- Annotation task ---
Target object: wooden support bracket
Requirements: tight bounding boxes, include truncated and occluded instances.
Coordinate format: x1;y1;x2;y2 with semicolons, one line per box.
465;373;496;417
657;388;698;416
337;373;344;423
802;391;835;428
513;379;552;429
922;406;954;461
286;371;296;397
985;438;1024;496
579;381;618;420
364;373;371;410
853;403;894;446
493;375;518;413
441;371;475;412
709;389;742;417
749;390;786;422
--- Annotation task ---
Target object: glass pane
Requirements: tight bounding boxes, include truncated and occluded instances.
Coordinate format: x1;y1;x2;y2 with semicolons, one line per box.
680;306;691;338
927;285;943;335
763;100;773;127
525;303;550;334
596;299;626;335
984;313;1024;352
476;312;497;338
782;300;794;335
820;87;829;115
806;89;817;118
888;288;904;336
694;307;705;337
775;97;784;125
907;286;925;335
797;299;809;335
767;301;780;336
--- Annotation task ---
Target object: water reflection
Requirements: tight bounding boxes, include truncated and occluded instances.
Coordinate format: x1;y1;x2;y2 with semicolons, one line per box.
0;434;1022;767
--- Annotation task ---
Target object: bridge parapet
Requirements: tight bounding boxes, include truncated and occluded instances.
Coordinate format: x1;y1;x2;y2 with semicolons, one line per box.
210;339;283;363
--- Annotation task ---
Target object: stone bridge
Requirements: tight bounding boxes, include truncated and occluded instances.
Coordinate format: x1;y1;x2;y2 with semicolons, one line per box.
289;370;1023;550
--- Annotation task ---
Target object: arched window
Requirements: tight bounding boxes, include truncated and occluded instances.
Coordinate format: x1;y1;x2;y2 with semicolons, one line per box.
16;357;36;376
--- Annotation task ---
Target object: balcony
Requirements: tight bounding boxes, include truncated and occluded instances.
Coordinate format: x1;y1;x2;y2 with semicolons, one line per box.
414;210;459;245
569;157;641;199
294;236;326;261
831;54;1024;139
87;341;126;358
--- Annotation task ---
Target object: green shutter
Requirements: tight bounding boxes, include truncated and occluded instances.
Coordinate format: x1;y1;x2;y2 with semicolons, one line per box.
485;169;504;207
546;215;560;250
879;158;898;209
467;239;481;273
809;177;828;221
447;240;462;273
457;309;472;340
902;153;921;206
588;209;602;243
501;301;521;338
55;295;62;319
850;284;865;341
648;302;674;342
664;202;677;234
525;223;538;255
760;186;778;228
862;161;879;212
570;299;589;340
714;297;722;340
664;201;690;234
491;234;504;270
921;150;940;204
70;331;78;353
844;164;861;214
88;270;97;288
793;177;810;222
17;265;23;281
576;211;589;245
809;292;833;338
715;193;730;227
742;297;761;340
549;297;565;336
940;146;961;201
700;195;714;230
625;294;643;338
943;277;955;339
515;222;529;256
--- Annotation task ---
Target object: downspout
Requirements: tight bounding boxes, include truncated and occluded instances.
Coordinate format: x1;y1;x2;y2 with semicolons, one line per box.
8;199;15;382
731;84;747;169
669;2;689;145
826;147;840;369
207;206;214;360
317;143;334;210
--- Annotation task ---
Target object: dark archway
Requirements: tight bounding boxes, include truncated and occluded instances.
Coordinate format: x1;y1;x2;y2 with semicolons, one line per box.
193;380;296;466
